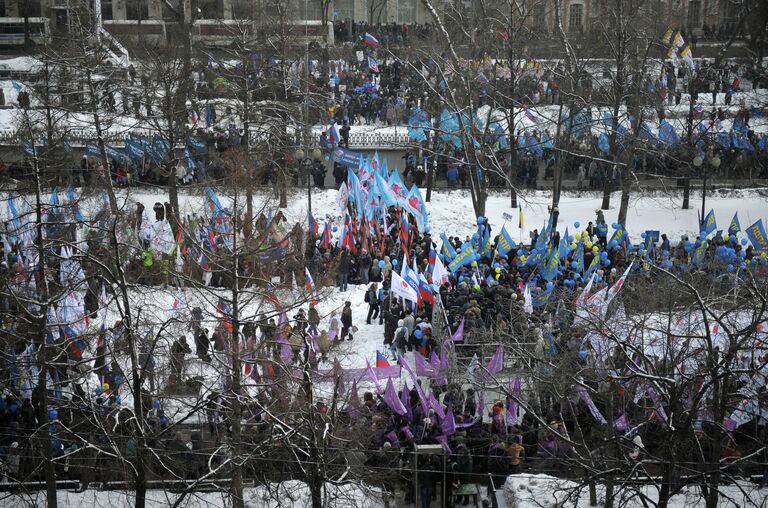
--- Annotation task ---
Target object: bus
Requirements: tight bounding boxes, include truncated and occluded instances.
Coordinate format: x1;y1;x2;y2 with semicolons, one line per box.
0;17;51;47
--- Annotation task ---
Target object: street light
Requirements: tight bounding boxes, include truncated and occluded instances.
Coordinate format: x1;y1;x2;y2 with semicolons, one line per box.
700;150;721;228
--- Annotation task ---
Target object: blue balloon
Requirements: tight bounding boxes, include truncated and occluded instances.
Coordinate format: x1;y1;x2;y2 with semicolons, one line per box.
114;395;122;404
477;216;485;224
48;409;58;421
531;249;538;255
378;260;386;269
571;261;578;268
611;223;618;229
152;399;161;409
641;232;647;239
601;251;608;259
609;240;618;248
414;329;423;338
516;249;524;256
392;259;398;266
332;226;338;232
741;238;748;246
574;222;581;228
604;259;611;266
425;226;431;233
546;282;554;290
726;264;734;272
160;416;169;426
95;387;103;395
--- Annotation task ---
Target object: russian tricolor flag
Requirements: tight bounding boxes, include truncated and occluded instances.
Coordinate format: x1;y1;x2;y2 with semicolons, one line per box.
328;121;340;145
307;210;319;236
363;32;381;46
376;351;390;367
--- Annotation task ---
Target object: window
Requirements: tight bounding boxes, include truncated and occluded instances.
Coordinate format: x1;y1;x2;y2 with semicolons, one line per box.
334;0;354;21
100;0;114;20
126;0;149;20
568;3;583;32
297;0;322;20
232;0;252;18
199;0;224;18
21;0;42;16
533;3;547;31
398;0;417;23
687;0;701;27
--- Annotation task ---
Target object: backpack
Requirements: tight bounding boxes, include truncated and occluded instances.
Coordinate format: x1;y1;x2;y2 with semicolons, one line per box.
364;291;370;303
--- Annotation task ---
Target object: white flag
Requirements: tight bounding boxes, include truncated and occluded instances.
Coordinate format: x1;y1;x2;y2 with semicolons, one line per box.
391;270;419;303
523;284;533;314
432;254;448;289
337;183;349;213
604;261;633;307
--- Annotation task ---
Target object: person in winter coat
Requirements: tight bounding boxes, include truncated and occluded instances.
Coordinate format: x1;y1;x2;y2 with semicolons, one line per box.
307;305;321;336
365;282;380;324
358;249;372;284
394;319;409;357
340;301;354;340
338;250;351;291
170;336;192;382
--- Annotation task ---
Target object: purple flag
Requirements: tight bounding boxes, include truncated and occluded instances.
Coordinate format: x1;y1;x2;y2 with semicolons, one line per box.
398;353;430;415
347;379;361;417
279;337;294;364
435;434;452;454
429;351;441;369
646;385;668;423
367;360;382;393
400;425;414;440
614;413;628;432
385;430;400;445
414;353;436;377
486;345;504;375
276;311;287;338
383;377;408;416
723;417;737;432
327;328;338;341
507;377;521;425
401;380;412;421
451;318;465;342
441;404;456;436
576;385;608;425
477;390;484;419
429;392;445;419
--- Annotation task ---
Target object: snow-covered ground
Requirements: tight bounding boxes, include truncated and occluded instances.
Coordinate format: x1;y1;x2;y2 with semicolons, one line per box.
114;186;768;245
1;481;385;508
502;474;768;508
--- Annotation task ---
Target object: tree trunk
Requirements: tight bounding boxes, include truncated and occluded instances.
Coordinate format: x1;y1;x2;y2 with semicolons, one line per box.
229;203;245;508
30;130;58;508
85;69;119;216
601;178;612;210
617;171;630;226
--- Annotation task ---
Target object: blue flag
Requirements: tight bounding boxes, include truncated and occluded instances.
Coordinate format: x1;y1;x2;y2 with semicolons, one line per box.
659;120;681;148
448;245;477;272
693;239;708;267
497;226;516;257
440;233;457;261
597;133;610;154
728;213;740;235
702;209;717;236
746;219;768;251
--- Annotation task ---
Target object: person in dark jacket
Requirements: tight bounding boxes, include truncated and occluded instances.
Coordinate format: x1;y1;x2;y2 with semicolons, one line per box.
338;249;351;291
365;282;380;324
358;249;372;284
340;301;354;340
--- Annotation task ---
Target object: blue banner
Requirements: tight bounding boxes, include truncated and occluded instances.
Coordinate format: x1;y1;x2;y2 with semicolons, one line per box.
746;219;768;251
187;136;208;152
448;245;477;272
330;146;363;168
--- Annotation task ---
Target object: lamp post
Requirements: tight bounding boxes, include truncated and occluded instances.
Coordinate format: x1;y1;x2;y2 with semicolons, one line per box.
700;149;721;228
297;147;323;213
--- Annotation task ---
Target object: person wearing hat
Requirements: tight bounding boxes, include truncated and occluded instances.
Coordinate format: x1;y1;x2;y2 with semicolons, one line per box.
340;301;354;341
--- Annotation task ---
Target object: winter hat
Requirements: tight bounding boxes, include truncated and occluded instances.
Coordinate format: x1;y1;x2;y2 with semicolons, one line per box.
397;320;404;327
